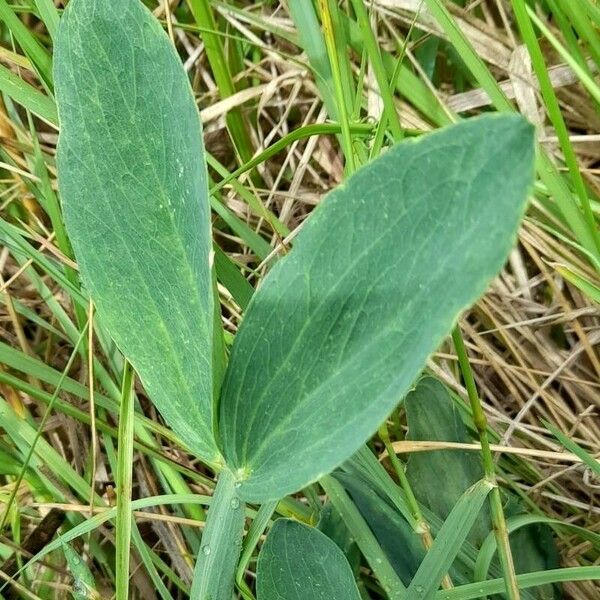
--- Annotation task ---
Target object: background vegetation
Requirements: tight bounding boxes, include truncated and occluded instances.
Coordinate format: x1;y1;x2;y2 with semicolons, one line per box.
0;0;598;598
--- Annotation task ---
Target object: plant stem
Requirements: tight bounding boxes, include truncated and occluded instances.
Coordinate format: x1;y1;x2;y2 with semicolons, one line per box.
451;327;520;600
379;423;453;590
190;469;245;600
115;361;135;600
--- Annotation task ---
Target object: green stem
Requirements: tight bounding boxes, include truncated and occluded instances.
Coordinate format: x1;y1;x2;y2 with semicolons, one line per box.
190;469;245;600
115;362;135;600
210;122;373;195
379;423;453;590
452;327;520;600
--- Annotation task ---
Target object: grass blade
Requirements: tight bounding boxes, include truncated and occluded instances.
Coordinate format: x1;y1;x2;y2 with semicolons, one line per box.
321;474;406;599
407;479;494;599
0;62;57;125
436;566;600;600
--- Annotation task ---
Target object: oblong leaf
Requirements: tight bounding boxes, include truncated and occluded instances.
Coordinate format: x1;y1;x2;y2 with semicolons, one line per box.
54;0;218;461
257;519;361;600
219;114;535;502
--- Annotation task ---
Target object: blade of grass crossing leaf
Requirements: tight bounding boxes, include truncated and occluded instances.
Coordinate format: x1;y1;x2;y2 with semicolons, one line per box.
190;469;245;600
378;422;445;582
475;514;600;583
345;447;418;529
236;500;278;596
407;479;493;599
115;362;135;600
320;475;406;599
452;329;520;599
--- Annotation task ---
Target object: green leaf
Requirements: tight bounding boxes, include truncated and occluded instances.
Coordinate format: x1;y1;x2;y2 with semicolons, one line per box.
256;519;361;600
219;114;535;502
407;479;494;599
405;377;490;547
54;0;219;463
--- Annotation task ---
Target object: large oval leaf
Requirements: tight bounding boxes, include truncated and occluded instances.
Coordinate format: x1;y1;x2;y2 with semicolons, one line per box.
54;0;218;461
219;114;535;502
257;519;361;600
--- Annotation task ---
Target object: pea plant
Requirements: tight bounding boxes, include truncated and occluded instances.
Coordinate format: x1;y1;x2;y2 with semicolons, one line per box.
53;0;535;598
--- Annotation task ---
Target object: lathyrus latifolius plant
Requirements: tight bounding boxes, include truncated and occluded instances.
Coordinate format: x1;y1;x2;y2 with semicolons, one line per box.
53;0;534;597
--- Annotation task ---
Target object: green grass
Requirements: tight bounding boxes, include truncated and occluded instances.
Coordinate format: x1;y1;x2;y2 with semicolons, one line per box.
0;0;599;599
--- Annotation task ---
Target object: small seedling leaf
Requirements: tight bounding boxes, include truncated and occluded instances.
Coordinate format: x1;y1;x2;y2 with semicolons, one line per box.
256;519;361;600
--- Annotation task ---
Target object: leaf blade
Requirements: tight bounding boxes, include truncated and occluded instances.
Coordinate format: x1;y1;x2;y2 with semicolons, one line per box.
54;0;218;462
220;114;535;501
257;518;361;600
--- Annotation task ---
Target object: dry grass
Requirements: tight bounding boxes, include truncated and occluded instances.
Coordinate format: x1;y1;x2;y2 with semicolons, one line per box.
0;0;599;598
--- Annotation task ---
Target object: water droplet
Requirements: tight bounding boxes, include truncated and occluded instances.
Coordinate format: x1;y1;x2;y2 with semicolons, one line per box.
230;497;240;509
201;544;211;556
